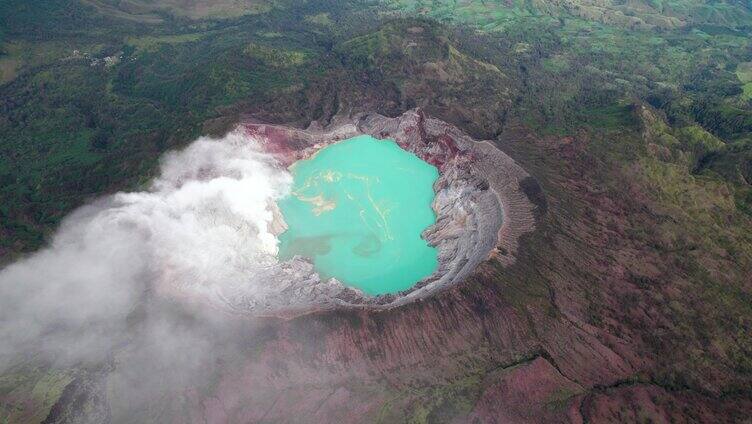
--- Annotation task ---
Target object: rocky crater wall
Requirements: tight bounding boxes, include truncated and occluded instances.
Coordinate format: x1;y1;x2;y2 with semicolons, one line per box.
216;109;536;315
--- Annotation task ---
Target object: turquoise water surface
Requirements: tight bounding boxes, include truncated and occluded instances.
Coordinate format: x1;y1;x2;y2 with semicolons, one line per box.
277;135;439;295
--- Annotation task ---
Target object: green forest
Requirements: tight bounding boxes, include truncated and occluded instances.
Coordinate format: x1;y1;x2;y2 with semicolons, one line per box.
1;0;750;257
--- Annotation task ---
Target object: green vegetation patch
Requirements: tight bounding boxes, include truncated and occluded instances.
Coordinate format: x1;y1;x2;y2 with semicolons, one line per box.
0;0;333;254
541;55;571;73
243;42;311;67
737;62;752;100
386;0;752;32
0;367;74;423
82;0;273;22
376;373;483;424
0;56;19;84
737;62;752;83
126;33;206;53
584;103;637;131
742;83;752;101
305;12;333;27
386;0;536;32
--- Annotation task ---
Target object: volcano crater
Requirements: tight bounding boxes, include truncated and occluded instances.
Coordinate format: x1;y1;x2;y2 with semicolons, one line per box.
216;109;537;315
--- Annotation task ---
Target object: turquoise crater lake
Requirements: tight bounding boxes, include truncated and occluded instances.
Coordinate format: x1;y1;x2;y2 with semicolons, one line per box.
277;135;439;295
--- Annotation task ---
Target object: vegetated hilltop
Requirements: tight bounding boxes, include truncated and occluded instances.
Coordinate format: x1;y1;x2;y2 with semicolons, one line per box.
0;0;751;421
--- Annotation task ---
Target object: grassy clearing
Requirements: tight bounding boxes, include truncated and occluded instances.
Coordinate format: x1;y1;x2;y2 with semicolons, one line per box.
737;63;752;100
305;12;333;27
584;103;636;131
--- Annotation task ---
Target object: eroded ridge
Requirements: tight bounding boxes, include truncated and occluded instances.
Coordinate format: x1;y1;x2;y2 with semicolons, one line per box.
219;109;537;315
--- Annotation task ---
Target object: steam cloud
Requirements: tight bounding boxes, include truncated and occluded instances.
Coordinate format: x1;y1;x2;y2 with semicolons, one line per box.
0;130;291;372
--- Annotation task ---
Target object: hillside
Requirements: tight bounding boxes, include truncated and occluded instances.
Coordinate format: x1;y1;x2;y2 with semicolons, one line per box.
0;0;750;422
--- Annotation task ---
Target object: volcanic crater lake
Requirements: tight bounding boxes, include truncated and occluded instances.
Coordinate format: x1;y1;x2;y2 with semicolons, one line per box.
277;135;439;295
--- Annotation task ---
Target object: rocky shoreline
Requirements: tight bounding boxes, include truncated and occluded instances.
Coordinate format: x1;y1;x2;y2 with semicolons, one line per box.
216;109;536;315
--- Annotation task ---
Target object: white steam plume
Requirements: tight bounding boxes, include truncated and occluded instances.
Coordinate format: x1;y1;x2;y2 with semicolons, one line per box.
0;130;291;366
